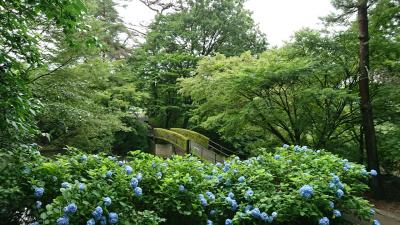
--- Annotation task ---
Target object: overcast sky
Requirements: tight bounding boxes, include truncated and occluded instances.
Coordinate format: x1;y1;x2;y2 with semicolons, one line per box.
117;0;335;46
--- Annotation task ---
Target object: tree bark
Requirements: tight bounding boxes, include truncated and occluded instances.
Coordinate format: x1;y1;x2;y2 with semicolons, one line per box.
357;0;383;198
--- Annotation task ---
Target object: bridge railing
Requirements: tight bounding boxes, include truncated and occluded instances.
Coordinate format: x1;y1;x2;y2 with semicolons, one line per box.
153;128;190;153
170;128;209;148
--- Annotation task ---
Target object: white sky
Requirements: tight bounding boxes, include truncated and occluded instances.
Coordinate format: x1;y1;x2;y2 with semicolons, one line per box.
117;0;335;46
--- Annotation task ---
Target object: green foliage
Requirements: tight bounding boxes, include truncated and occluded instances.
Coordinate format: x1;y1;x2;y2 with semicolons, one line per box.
0;0;86;147
180;47;359;156
33;59;149;153
130;0;268;128
17;146;375;225
0;145;43;224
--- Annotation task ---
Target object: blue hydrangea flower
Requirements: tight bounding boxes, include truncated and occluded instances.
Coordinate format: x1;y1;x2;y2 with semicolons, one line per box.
329;201;334;209
225;219;232;225
299;185;313;199
319;217;329;225
92;206;103;220
373;219;381;225
294;145;301;152
332;176;340;184
337;182;344;190
336;189;344;198
79;183;86;191
228;192;235;198
28;223;38;225
104;197;112;206
216;162;222;167
251;208;261;219
238;176;245;183
199;194;207;206
125;165;133;175
283;144;289;148
333;209;341;217
109;212;118;224
80;155;88;161
271;212;277;218
63;203;77;214
151;161;157;168
343;163;351;171
260;212;269;222
274;155;281;160
130;177;139;189
370;209;375;215
209;209;216;216
61;182;70;189
230;199;238;211
207;220;213;225
245;205;253;213
156;172;162;178
224;179;232;186
106;171;113;178
179;185;185;192
100;216;106;225
206;191;215;200
136;173;143;181
245;189;254;199
233;169;238;173
87;219;95;225
134;187;142;196
35;201;42;209
223;165;230;172
370;169;378;176
34;187;44;198
57;216;69;225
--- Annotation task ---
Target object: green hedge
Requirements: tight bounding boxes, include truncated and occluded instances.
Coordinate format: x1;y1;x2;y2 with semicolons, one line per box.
11;145;380;225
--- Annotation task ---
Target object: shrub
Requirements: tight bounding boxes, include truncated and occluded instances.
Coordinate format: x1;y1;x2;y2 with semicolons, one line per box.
20;146;376;225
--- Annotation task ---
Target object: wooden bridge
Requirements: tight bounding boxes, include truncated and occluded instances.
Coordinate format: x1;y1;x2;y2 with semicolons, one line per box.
150;128;234;163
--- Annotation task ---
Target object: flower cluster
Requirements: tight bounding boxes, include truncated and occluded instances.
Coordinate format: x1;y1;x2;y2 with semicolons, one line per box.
319;217;329;225
63;203;77;214
329;175;345;198
61;182;70;189
106;170;113;178
103;197;112;206
225;193;237;211
33;187;44;198
299;185;313;199
199;194;208;207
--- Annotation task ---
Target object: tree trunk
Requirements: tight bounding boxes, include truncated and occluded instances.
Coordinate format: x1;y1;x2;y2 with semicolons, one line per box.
357;0;383;198
358;125;364;164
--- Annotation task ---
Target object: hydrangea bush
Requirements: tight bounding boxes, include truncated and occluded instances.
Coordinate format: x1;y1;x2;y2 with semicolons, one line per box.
22;146;378;225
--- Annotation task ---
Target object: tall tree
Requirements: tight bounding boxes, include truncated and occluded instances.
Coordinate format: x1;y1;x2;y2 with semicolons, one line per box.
357;0;382;197
130;0;267;128
330;0;384;197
